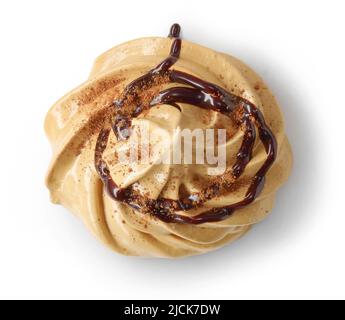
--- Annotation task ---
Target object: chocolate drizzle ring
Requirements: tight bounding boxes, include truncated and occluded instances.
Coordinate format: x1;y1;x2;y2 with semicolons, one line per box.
95;24;277;225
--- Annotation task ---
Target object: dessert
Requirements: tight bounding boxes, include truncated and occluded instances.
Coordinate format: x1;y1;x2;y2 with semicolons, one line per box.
45;24;292;258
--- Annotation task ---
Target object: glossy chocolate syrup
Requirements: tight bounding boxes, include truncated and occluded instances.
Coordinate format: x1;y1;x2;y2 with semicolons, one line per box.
95;24;277;224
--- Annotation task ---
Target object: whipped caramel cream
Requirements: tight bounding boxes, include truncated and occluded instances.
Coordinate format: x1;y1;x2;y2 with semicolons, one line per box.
45;24;292;258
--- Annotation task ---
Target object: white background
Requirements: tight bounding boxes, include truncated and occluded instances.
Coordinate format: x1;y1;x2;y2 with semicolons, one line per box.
0;0;344;300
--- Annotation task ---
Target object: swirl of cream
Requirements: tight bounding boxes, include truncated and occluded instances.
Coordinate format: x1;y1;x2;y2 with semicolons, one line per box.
45;25;292;258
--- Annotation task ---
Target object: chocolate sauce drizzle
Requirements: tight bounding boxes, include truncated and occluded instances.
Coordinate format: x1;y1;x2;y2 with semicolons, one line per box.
95;24;277;224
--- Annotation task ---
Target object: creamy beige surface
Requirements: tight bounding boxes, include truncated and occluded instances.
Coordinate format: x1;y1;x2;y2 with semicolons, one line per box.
45;36;293;258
